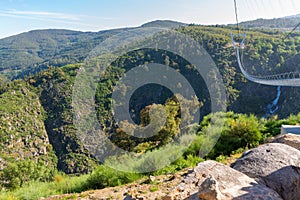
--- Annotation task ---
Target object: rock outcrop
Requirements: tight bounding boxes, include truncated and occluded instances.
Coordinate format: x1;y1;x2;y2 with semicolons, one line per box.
272;133;300;151
32;68;97;174
0;84;57;168
231;143;300;200
164;160;282;200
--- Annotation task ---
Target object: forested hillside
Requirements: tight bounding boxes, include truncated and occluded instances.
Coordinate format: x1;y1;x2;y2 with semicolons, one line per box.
0;29;127;79
1;19;300;197
0;21;185;79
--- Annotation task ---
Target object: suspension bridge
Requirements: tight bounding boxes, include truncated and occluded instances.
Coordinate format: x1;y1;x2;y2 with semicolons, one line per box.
231;33;300;86
232;0;300;87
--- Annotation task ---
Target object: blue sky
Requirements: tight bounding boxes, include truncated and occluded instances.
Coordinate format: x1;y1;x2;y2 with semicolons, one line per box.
1;0;300;39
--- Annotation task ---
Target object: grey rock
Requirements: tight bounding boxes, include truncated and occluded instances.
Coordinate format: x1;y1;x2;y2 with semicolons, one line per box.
272;133;300;151
165;160;282;200
198;175;223;200
231;143;300;200
149;175;156;182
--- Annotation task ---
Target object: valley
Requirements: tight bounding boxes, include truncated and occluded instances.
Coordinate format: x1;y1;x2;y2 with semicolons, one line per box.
1;15;300;199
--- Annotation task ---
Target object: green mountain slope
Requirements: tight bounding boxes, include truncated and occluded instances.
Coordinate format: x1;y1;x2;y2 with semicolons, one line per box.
0;81;57;188
0;29;130;79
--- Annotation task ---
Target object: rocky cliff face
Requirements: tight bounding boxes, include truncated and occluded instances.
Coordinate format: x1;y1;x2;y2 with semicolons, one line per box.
0;66;98;176
30;66;98;174
0;81;57;170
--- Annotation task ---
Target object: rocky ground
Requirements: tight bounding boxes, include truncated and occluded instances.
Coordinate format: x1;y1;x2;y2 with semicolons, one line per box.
41;170;187;200
42;133;300;200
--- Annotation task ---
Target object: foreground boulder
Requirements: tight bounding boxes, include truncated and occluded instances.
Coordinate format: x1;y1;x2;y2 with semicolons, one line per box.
272;133;300;151
231;143;300;200
164;160;282;200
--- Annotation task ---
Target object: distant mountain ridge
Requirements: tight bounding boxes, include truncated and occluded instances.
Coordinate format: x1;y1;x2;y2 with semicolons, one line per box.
284;13;300;19
0;20;185;79
141;20;187;28
237;15;300;29
1;16;300;79
0;28;125;79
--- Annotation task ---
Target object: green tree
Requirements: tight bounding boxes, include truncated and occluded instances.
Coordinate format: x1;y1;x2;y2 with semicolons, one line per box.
0;159;53;189
228;114;262;148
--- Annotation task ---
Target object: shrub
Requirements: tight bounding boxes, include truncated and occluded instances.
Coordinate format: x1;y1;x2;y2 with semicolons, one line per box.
209;114;262;158
187;112;263;159
0;194;18;200
0;159;54;190
86;165;141;189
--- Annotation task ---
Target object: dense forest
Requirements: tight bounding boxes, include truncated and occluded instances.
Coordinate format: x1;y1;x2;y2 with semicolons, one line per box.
1;18;300;198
